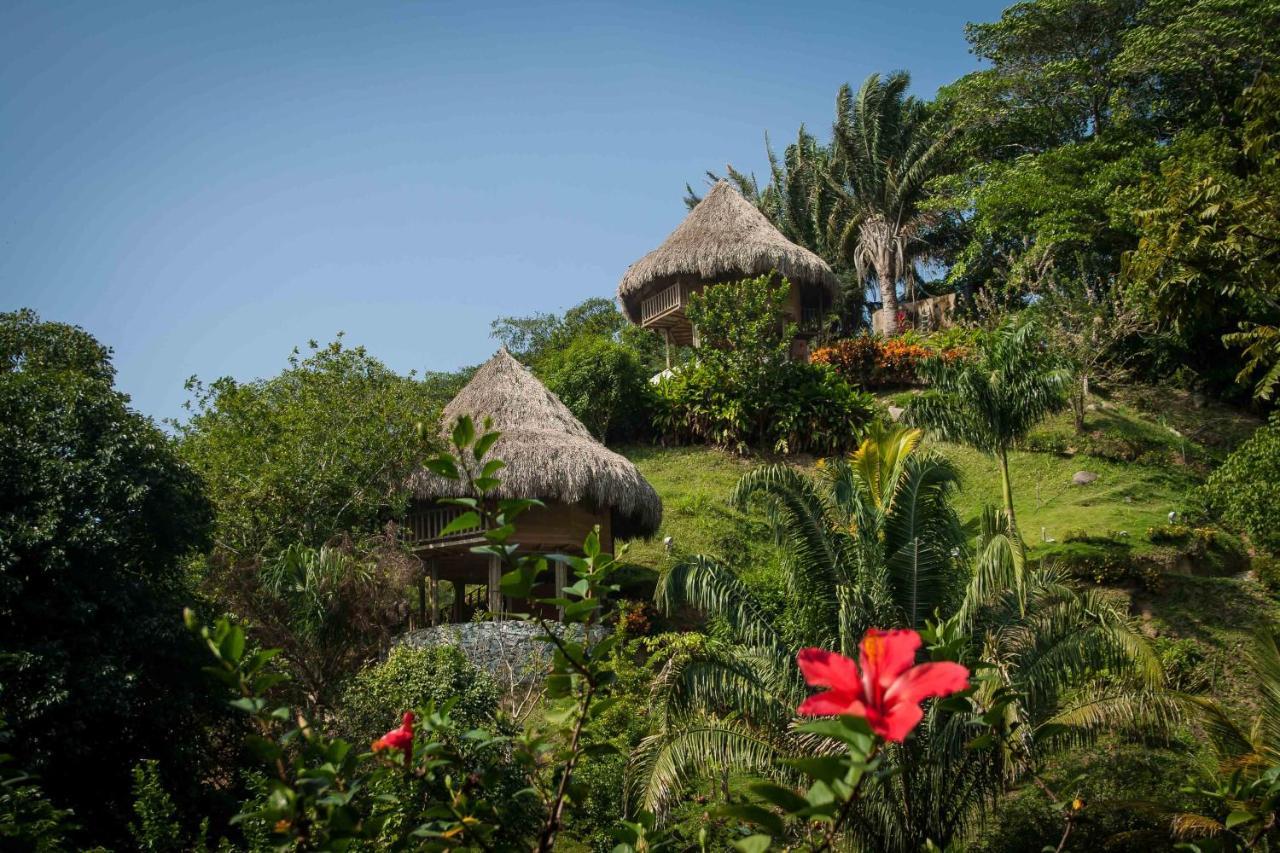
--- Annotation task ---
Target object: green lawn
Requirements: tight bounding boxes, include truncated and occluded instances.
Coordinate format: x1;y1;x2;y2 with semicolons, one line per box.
942;441;1197;556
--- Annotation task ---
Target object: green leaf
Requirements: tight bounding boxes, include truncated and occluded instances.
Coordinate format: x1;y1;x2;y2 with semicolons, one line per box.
749;782;808;814
1225;810;1255;829
731;834;773;853
474;431;501;460
451;415;475;450
423;456;459;481
440;511;481;536
719;804;784;835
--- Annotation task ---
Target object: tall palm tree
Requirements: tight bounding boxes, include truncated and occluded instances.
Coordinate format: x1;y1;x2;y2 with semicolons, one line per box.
828;72;957;335
906;320;1070;534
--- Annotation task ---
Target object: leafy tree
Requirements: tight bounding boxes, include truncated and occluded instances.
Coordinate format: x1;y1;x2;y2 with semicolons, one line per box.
828;72;957;334
0;309;223;844
940;136;1158;297
657;277;876;454
491;297;626;364
906;321;1069;533
538;334;652;443
1113;0;1280;132
207;539;418;712
964;0;1142;141
177;335;437;560
1125;75;1280;400
1202;412;1280;553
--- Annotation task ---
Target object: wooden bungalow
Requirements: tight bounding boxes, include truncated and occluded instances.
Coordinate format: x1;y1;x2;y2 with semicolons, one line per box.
616;181;841;363
404;348;662;624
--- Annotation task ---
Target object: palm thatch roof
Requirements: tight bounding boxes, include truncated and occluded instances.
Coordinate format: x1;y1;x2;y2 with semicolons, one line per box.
616;180;840;322
408;348;662;539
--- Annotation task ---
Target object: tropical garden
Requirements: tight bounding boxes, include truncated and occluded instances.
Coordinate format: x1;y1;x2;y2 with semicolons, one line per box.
4;0;1280;849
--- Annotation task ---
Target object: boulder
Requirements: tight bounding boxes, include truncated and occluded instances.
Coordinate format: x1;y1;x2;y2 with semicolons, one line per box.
1072;470;1099;486
887;405;905;422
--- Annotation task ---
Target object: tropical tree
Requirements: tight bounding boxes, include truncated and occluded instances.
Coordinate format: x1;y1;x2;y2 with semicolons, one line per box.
1171;633;1280;850
827;72;957;335
906;320;1069;533
629;501;1167;850
0;309;225;845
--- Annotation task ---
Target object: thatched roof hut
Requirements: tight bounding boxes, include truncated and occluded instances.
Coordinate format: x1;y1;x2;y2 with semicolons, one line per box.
408;348;662;540
616;180;840;323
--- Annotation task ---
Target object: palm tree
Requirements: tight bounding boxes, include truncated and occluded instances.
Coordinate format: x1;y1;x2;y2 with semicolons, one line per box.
1171;633;1280;849
906;320;1070;534
828;72;956;335
628;432;1166;849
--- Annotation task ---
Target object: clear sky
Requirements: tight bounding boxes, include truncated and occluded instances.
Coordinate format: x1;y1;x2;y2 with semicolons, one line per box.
1;0;1005;422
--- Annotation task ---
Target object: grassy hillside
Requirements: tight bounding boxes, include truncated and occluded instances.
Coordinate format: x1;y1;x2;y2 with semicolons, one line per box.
622;385;1259;570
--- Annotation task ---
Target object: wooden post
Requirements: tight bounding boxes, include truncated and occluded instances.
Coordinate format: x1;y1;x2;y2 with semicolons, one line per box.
661;328;671;370
488;554;502;619
416;573;427;628
428;561;439;626
554;561;567;621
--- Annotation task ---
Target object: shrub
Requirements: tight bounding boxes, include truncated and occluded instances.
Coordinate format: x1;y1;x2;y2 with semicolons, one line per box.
538;334;651;443
812;333;970;389
652;360;875;455
654;278;877;454
1147;523;1192;544
1255;555;1280;593
339;644;500;744
1203;413;1280;552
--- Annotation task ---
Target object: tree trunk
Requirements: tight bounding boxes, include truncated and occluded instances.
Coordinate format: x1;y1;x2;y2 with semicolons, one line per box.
998;448;1017;534
1073;372;1089;434
877;251;899;337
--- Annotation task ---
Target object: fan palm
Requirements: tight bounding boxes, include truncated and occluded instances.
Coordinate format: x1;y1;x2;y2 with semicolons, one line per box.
629;463;1167;851
828;72;957;335
906;320;1070;533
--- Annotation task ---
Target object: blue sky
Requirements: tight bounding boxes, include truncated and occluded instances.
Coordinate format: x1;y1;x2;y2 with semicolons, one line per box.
1;0;1005;422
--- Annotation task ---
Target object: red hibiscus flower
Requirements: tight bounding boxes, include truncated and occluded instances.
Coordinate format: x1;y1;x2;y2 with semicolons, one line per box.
797;629;969;742
372;711;415;767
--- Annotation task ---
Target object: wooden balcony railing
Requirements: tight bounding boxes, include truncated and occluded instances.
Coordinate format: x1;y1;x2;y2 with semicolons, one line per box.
402;505;482;547
641;282;687;324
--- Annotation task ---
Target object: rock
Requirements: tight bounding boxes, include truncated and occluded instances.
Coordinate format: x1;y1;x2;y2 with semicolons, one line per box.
1072;470;1099;486
399;621;606;684
887;405;905;422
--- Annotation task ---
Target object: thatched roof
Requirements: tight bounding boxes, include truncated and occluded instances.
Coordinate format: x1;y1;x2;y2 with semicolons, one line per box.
617;180;840;322
408;348;662;539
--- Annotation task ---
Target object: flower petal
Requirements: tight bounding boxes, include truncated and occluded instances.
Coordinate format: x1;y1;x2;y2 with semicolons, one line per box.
859;629;922;690
797;648;863;695
884;661;971;706
874;701;925;743
797;689;865;718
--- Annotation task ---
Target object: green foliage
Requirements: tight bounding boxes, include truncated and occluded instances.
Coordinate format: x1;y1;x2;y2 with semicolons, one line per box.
176;335;436;560
129;761;183;853
908;320;1069;529
214;539;417;713
1173;633;1280;849
538;334;652;443
187;419;647;850
0;309;224;845
491;297;625;363
339;645;500;745
655;277;875;454
1203;413;1280;553
0;726;75;852
1257;555;1280;595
